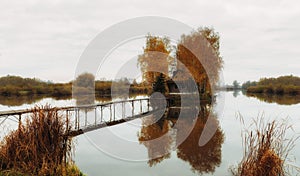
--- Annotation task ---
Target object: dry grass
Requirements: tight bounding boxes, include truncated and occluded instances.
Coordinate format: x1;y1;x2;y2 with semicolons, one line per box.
231;115;299;176
0;105;83;175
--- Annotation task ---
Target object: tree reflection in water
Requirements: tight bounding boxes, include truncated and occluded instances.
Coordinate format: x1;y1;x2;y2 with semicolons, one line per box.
0;95;71;106
176;106;224;174
245;92;300;105
138;106;224;174
138;109;173;166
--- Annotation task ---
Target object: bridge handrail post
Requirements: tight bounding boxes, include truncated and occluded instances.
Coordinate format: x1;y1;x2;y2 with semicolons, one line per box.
113;104;116;121
94;107;97;125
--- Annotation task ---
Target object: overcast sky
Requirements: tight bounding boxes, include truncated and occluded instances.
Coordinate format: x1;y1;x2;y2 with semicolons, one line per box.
0;0;299;84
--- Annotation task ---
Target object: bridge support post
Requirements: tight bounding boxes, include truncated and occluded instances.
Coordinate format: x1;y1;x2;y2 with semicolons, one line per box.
85;109;87;127
113;104;116;120
122;102;125;119
75;109;78;130
109;104;112;122
100;106;103;122
18;114;21;128
95;107;97;125
77;109;80;130
147;99;150;111
140;100;142;113
132;101;134;116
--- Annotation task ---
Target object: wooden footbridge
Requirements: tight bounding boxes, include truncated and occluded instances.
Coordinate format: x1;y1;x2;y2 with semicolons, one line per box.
0;98;159;137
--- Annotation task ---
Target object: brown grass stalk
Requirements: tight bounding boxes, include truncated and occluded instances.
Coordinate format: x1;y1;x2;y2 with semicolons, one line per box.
232;115;299;176
0;105;82;175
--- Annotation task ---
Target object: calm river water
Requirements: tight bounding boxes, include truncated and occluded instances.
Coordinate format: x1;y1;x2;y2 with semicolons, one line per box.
0;91;299;175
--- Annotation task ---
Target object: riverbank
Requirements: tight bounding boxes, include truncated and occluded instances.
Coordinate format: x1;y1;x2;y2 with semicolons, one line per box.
247;85;300;95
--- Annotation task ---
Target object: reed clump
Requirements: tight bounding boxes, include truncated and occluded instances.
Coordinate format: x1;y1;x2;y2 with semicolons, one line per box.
232;117;299;176
0;105;83;175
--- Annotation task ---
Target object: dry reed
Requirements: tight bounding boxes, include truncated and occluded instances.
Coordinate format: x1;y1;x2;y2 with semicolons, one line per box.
0;105;83;175
232;115;299;176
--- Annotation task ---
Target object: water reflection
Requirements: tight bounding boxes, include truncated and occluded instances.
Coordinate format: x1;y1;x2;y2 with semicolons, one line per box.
245;93;300;105
138;111;172;166
95;96;112;102
232;90;240;97
74;94;95;106
176;107;224;174
0;93;146;107
0;95;71;106
138;105;224;174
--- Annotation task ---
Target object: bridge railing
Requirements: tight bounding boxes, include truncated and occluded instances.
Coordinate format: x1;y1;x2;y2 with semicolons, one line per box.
0;98;152;135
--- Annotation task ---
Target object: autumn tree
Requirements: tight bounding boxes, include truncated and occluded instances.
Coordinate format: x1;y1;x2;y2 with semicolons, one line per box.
176;27;223;94
138;28;223;97
138;35;172;85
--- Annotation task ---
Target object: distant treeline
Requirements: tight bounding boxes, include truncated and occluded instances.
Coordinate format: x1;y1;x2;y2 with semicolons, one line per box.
0;75;149;97
0;75;71;96
243;75;300;95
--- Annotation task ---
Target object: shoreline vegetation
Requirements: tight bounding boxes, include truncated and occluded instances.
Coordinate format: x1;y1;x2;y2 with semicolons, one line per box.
221;75;300;95
0;75;149;97
0;106;84;175
0;74;214;104
1;75;300;107
243;75;300;95
231;116;299;176
219;75;300;105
